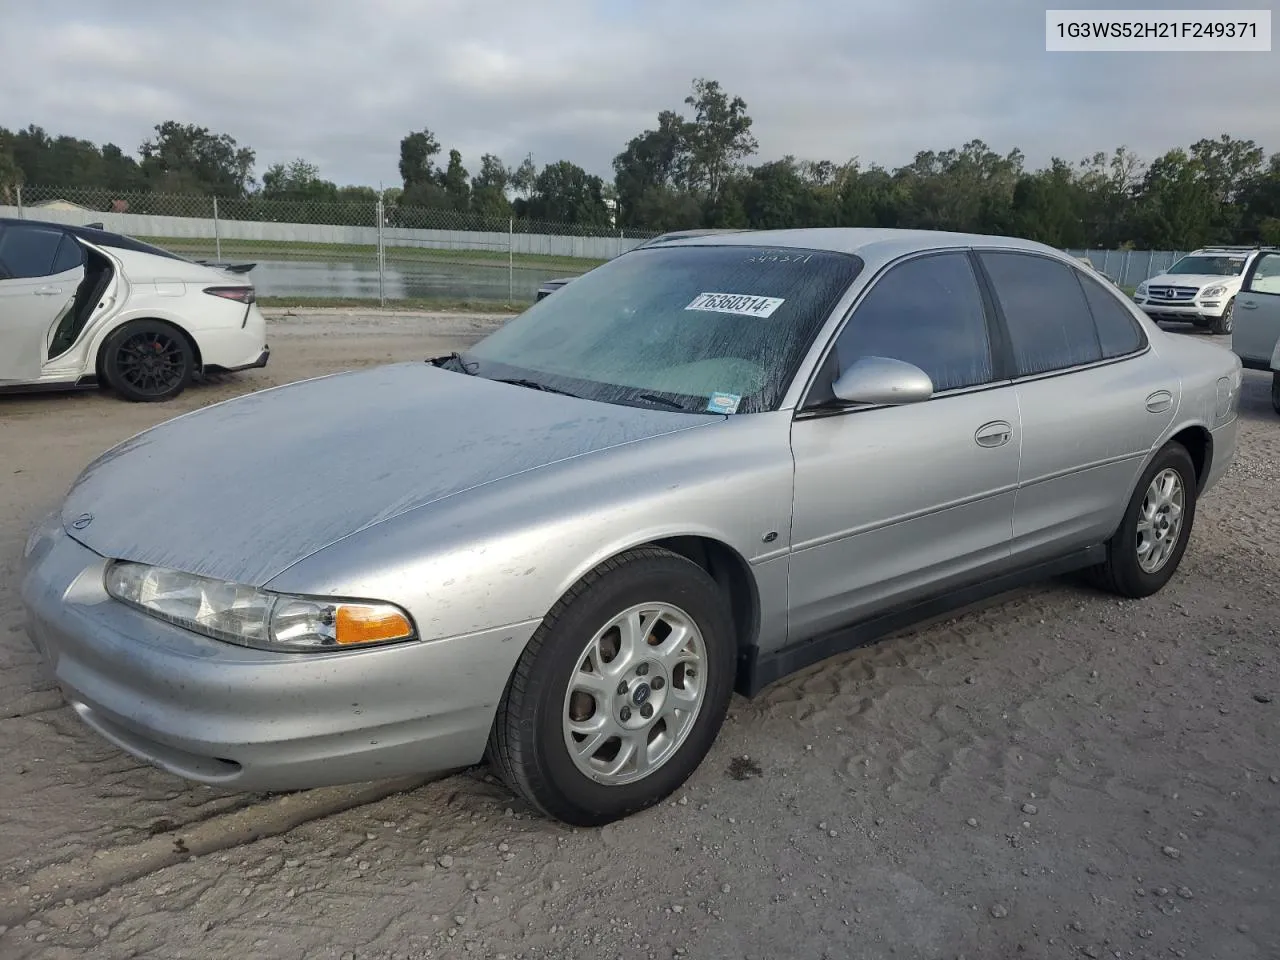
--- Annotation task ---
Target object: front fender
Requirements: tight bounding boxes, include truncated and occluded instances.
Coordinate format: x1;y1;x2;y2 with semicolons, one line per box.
265;412;796;645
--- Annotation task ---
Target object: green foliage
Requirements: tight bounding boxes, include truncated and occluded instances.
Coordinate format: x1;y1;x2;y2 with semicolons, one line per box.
7;85;1280;245
139;121;254;195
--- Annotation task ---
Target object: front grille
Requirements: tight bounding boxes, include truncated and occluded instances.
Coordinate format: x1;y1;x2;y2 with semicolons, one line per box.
1145;285;1198;303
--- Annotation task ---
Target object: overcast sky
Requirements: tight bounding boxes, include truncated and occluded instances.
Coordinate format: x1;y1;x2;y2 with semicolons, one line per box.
2;0;1277;187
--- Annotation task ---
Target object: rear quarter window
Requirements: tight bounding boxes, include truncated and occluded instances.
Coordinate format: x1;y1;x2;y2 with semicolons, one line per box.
1077;270;1146;358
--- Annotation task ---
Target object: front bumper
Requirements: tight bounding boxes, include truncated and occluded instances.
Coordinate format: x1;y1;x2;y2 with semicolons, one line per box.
20;516;537;792
1136;301;1225;323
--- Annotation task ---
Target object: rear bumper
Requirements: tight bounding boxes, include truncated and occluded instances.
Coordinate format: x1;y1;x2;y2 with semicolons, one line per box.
1203;416;1239;495
205;346;270;375
20;516;537;792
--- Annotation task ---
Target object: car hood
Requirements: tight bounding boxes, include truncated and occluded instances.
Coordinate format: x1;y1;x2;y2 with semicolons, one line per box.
61;362;716;585
1145;274;1239;289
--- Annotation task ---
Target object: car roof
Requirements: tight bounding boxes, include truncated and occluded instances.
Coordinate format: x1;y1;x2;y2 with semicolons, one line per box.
651;227;1065;264
0;216;188;261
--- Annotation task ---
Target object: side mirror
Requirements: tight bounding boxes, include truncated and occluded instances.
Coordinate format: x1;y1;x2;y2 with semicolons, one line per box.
831;356;934;406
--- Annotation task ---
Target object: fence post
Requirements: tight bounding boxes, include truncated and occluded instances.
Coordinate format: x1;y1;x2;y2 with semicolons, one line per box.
618;228;623;259
376;199;385;307
15;183;23;218
212;197;222;261
508;218;514;305
1121;249;1132;287
1146;250;1154;280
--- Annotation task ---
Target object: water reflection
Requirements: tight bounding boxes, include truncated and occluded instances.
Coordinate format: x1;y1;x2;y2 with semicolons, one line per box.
248;258;579;302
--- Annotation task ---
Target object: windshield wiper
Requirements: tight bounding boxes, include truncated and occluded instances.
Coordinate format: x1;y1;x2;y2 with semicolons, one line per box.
429;352;477;374
495;377;582;398
631;393;687;410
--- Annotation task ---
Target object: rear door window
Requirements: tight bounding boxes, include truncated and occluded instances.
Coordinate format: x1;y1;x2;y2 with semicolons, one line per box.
980;252;1103;376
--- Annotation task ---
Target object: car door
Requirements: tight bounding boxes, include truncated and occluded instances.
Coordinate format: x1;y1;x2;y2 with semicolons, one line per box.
1234;252;1280;369
0;223;84;382
975;250;1175;563
788;250;1020;643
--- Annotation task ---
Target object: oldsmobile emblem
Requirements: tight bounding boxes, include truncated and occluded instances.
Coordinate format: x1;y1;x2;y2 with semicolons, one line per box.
71;513;94;530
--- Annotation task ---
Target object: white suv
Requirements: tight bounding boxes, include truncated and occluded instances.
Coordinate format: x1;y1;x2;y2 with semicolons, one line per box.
1132;246;1267;335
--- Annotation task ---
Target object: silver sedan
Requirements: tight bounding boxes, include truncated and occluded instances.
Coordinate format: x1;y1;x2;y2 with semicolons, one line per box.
21;228;1242;825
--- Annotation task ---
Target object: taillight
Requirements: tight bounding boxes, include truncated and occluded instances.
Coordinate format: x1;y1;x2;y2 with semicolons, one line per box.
204;286;256;303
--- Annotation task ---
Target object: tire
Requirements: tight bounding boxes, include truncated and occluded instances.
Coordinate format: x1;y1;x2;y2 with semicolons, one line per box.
1087;442;1198;599
101;319;194;402
488;546;736;826
1209;298;1234;336
1271;371;1280;416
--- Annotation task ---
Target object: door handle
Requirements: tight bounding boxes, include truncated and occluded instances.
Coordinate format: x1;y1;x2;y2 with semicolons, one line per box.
35;286;63;296
974;420;1013;447
1239;299;1258;310
1145;390;1174;413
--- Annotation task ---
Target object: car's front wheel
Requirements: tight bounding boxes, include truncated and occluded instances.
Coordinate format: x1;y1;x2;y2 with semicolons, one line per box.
1271;371;1280;416
1210;298;1235;335
1088;442;1198;598
101;319;194;402
488;546;736;826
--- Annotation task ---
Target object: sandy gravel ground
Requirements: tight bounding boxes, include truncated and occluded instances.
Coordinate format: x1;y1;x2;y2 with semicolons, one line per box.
1;310;1277;960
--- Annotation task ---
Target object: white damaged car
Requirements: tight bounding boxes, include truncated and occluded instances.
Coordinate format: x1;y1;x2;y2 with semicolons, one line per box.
0;217;269;402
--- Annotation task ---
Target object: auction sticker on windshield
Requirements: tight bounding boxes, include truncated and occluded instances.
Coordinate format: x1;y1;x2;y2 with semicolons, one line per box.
685;292;785;318
706;392;742;414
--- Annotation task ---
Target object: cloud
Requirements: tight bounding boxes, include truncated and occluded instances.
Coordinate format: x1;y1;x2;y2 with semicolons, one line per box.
2;0;1277;188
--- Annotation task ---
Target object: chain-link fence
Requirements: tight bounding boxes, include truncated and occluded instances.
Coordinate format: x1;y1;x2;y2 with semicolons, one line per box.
4;185;1218;303
4;185;661;305
1067;248;1203;289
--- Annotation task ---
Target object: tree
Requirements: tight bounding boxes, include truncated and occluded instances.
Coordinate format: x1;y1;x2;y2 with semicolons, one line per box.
510;154;537;198
682;78;758;204
471;154;512;220
1131;149;1219;248
261;158;338;202
524;160;610;226
613;110;693;226
139;121;255;195
399;129;441;187
441;149;470;211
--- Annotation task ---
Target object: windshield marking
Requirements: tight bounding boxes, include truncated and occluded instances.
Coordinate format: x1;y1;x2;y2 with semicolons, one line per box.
685;292;786;318
706;392;742;414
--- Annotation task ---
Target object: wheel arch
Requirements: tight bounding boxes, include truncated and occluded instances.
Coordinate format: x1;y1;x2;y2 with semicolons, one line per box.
650;535;761;668
1168;423;1212;494
94;315;204;381
552;533;763;691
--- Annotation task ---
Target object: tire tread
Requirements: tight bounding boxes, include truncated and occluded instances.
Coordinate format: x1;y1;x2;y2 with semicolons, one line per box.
487;545;701;821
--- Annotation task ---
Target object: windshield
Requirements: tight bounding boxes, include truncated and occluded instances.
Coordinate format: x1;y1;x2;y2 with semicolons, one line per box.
462;244;863;413
1166;254;1246;277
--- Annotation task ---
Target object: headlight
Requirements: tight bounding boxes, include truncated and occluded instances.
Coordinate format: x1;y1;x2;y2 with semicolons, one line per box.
1201;285;1226;298
1135;282;1148;297
103;561;416;652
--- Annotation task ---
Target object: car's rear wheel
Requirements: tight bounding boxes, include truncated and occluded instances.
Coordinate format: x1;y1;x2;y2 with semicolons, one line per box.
488;546;735;826
1271;371;1280;416
101;320;194;402
1209;298;1234;335
1087;442;1197;598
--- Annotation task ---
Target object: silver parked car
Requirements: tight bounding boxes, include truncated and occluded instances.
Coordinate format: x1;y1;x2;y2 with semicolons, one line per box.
21;228;1242;826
